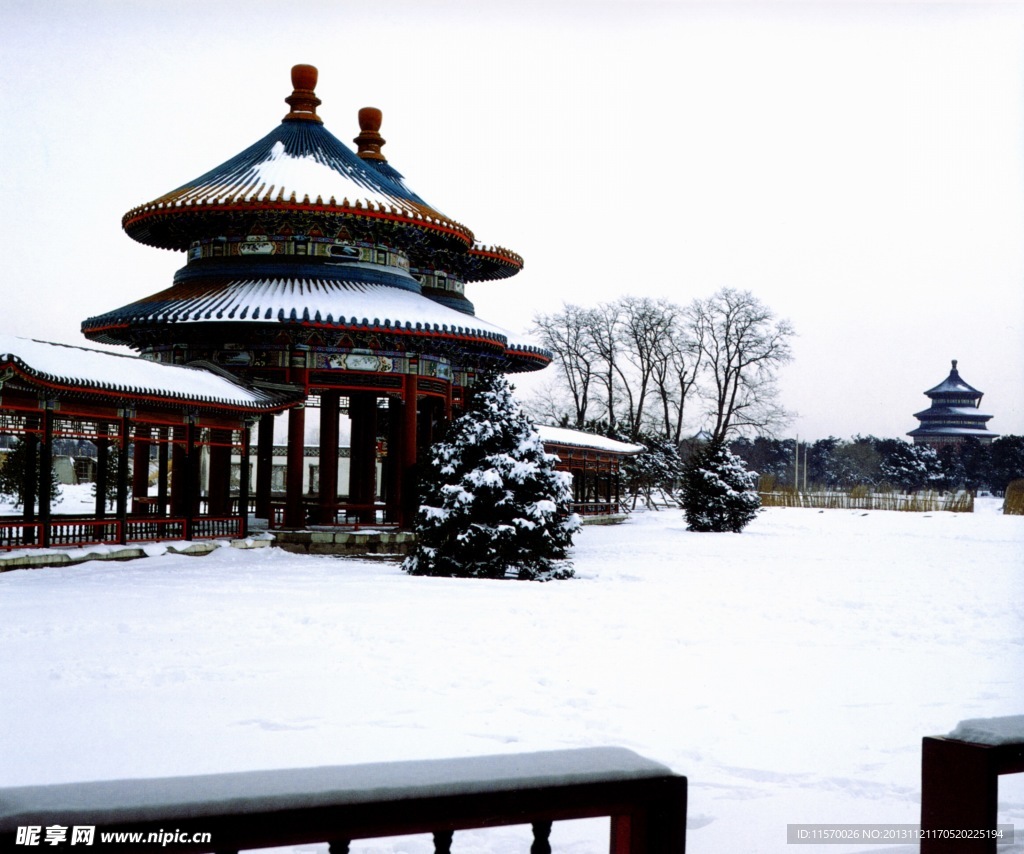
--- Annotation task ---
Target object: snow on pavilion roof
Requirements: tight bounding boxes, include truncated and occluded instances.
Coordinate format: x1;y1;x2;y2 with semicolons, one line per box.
925;361;982;397
121;67;472;252
122;129;468;247
912;405;992;420
0;335;296;411
87;272;500;339
907;425;997;438
119;66;523;282
537;425;645;456
81;272;552;369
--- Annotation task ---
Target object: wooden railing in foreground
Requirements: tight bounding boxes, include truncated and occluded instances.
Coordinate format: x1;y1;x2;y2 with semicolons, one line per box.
921;730;1024;853
0;747;686;853
0;516;242;551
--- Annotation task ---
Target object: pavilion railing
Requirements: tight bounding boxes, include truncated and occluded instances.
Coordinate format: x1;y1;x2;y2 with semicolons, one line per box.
0;520;40;550
47;519;121;548
572;500;627;516
0;748;687;854
921;730;1024;853
266;500;398;530
0;515;244;551
123;517;187;543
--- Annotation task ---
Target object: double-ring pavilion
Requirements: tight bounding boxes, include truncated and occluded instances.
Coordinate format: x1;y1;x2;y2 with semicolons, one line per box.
0;65;643;557
907;360;998;447
0;64;569;554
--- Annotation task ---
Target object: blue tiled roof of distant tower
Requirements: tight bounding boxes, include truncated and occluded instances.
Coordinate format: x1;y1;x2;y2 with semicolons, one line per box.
924;363;982;397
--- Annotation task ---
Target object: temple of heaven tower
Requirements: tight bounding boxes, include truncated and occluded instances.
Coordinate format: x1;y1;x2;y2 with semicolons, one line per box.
82;64;550;530
907;360;998;447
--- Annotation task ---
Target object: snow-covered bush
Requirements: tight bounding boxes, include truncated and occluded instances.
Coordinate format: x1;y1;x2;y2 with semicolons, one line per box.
403;371;580;580
620;431;686;509
878;441;943;491
680;441;761;532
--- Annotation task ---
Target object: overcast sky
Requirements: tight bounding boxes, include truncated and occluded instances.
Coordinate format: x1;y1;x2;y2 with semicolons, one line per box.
2;0;1022;441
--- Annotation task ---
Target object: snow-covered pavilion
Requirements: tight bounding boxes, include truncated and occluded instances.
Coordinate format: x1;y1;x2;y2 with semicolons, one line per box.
537;427;644;516
1;65;647;554
80;64;550;531
0;335;300;550
907;360;998;447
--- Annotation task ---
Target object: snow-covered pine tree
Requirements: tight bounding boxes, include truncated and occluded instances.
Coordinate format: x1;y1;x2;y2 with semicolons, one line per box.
0;437;61;509
878;441;943;492
403;371;581;580
680;441;761;532
619;431;686;509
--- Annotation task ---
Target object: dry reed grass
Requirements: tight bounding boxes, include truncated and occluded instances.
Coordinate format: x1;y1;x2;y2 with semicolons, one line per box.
758;476;974;513
1004;479;1024;516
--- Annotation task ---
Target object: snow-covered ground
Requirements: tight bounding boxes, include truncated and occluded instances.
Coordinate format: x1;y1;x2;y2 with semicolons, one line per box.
1;492;1021;853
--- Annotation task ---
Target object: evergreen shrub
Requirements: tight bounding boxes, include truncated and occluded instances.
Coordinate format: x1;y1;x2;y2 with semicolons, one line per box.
681;441;760;532
404;371;580;580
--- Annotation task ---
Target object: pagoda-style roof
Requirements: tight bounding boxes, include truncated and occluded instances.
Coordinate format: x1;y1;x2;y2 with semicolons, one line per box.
0;335;299;414
924;360;983;398
907;360;997;445
86;64;543;372
83;271;527;351
912;404;992;421
121;119;473;252
82;262;550;373
120;65;522;284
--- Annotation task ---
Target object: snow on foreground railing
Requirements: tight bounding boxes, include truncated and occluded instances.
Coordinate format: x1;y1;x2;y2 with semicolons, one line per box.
920;715;1024;854
0;747;687;853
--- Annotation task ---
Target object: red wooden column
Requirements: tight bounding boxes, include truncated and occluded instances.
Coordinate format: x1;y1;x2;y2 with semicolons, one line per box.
131;429;151;514
399;369;418;529
207;428;232;516
38;406;53;548
155;427;169;517
318;391;340;524
170;425;187;518
284;404;306;528
21;419;38;542
237;424;251;537
115;414;131;544
384;396;404;524
182;419;198;540
94;429;109;520
254;412;274;520
348;393;378;523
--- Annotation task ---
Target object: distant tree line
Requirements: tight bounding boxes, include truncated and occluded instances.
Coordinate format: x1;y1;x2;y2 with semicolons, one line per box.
530;287;795;445
561;429;1023;510
728;435;1024;495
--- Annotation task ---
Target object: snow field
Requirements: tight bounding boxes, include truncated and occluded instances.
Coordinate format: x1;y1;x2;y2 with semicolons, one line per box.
0;498;1021;853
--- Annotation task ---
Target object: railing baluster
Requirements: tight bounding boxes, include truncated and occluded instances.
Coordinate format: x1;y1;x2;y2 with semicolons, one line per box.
531;821;552;854
432;830;453;853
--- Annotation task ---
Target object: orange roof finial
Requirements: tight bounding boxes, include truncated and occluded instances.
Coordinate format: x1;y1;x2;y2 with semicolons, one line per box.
283;64;322;123
354;107;387;161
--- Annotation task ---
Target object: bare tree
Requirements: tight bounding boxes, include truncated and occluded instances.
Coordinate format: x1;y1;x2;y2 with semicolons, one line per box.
650;306;704;444
691;288;794;443
531;304;599;428
613;297;678;441
530;288;793;446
